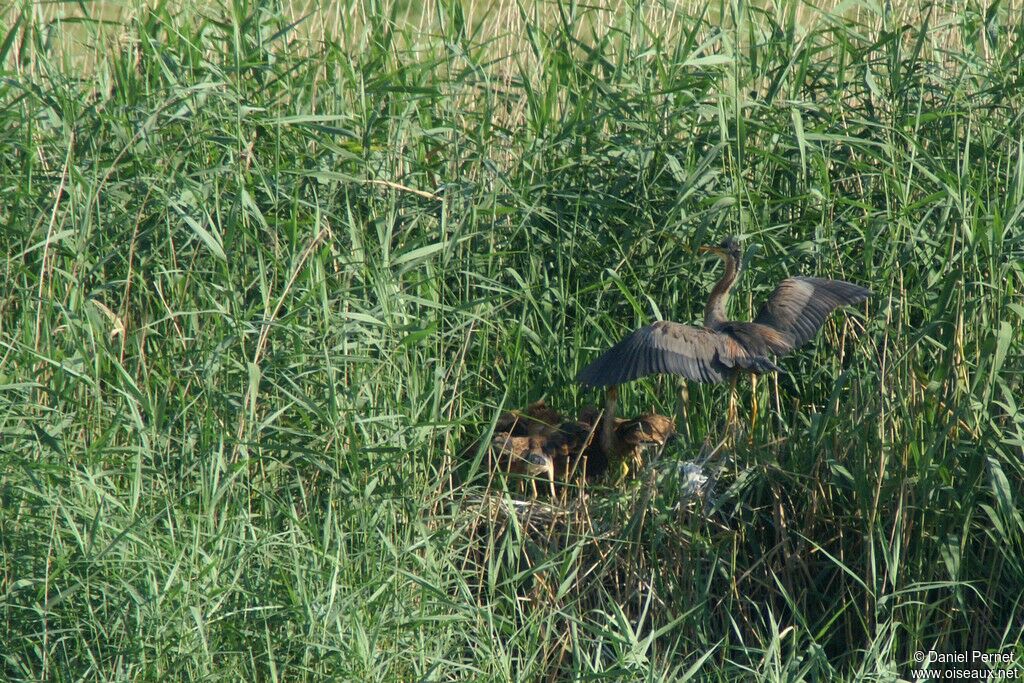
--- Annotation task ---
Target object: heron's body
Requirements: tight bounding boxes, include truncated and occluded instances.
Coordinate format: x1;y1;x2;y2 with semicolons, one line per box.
577;237;870;443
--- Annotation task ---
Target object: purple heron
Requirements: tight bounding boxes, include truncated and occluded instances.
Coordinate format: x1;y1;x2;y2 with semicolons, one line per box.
489;431;558;497
558;406;674;484
488;402;675;491
597;407;675;482
577;236;870;440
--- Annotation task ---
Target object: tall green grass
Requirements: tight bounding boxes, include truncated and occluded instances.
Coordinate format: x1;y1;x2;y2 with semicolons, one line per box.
1;0;1022;679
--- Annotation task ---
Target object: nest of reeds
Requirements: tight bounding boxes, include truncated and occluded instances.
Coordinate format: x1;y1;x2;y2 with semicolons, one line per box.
456;401;721;601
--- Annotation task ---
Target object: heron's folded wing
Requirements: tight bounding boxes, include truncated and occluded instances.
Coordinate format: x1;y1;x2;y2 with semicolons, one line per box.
577;321;733;386
753;276;870;353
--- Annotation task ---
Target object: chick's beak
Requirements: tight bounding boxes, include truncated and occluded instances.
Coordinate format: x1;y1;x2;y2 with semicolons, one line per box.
523;451;552;475
698;245;724;256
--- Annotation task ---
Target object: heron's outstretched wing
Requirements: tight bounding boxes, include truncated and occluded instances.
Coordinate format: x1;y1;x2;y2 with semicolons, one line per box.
753;276;870;353
577;321;743;386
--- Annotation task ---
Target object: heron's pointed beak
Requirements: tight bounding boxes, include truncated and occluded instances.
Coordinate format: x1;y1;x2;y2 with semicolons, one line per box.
698;245;725;257
523;451;553;476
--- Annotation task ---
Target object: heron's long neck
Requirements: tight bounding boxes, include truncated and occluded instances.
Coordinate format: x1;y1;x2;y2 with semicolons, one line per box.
703;255;740;329
600;386;618;455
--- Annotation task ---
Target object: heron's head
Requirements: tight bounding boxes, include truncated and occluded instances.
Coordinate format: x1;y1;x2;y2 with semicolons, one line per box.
492;434;556;479
521;448;555;479
619;414;676;447
698;236;742;263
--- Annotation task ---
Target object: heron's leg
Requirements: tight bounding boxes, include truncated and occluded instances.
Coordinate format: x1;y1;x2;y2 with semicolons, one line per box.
750;374;759;439
726;374;738;444
677;382;691;442
772;372;782;428
618;459;629;485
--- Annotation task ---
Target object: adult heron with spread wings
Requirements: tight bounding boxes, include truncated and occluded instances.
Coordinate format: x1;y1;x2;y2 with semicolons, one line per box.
577;236;870;442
